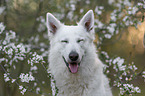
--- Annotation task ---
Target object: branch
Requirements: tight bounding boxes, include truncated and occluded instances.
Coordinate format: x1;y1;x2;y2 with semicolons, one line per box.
0;64;20;86
137;65;145;76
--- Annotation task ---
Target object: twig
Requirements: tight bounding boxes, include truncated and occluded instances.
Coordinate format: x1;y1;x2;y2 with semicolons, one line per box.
137;65;145;76
0;64;20;86
41;63;48;72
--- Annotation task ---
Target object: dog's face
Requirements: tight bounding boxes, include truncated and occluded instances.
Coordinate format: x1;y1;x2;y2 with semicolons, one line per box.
46;10;94;73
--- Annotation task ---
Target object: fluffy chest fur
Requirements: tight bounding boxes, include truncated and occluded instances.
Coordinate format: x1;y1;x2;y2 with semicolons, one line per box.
49;51;108;96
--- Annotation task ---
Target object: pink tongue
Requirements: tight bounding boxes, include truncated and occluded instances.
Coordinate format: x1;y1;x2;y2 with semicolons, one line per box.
69;64;78;73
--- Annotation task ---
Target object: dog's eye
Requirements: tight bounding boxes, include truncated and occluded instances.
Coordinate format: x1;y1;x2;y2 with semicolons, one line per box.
77;39;84;43
61;40;68;43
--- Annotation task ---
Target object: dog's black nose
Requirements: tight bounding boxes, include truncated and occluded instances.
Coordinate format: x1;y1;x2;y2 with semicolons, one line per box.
69;51;79;61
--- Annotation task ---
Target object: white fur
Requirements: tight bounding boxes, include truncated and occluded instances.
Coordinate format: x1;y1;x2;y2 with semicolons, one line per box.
46;10;112;96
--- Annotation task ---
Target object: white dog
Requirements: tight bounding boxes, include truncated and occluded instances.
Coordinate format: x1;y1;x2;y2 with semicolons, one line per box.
46;10;112;96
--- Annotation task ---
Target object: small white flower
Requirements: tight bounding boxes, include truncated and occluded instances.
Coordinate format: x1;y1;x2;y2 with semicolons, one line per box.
12;79;16;83
95;6;102;15
34;82;37;87
85;0;90;4
108;0;115;5
99;6;104;10
123;16;128;21
125;77;128;81
0;22;5;34
42;81;45;84
4;73;10;82
30;66;38;71
113;57;125;71
21;88;27;95
5;77;10;82
104;34;112;39
134;87;141;93
19;85;23;90
107;26;115;34
0;58;5;63
19;73;35;83
17;44;26;53
36;87;40;94
137;2;143;6
7;48;13;55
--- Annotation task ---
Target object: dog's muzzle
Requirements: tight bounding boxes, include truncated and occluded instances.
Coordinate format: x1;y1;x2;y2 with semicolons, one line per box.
62;51;81;74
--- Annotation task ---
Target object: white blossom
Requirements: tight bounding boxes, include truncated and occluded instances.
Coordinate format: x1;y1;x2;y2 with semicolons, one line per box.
113;57;126;71
0;22;5;34
107;24;116;34
137;2;143;6
21;88;27;95
4;73;10;82
7;48;13;55
85;0;90;4
79;9;84;13
128;7;138;15
123;16;128;21
12;79;16;83
19;85;23;90
3;31;16;44
38;23;45;32
0;58;5;63
104;34;112;39
120;84;141;95
17;43;26;53
123;0;131;6
110;11;117;21
101;51;109;59
95;19;104;28
108;0;115;5
30;66;38;71
19;73;35;83
36;87;40;94
142;71;145;82
42;81;45;84
95;6;103;15
34;82;37;87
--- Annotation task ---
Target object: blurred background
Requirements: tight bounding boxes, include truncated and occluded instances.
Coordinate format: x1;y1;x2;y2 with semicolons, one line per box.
0;0;145;96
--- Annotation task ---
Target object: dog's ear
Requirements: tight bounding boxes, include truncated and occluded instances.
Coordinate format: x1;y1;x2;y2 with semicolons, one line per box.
78;10;94;32
46;13;62;34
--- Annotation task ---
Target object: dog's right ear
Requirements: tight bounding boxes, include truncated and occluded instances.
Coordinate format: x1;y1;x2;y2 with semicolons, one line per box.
46;13;62;35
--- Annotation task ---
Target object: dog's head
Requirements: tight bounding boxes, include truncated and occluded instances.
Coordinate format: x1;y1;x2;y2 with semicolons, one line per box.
46;10;95;74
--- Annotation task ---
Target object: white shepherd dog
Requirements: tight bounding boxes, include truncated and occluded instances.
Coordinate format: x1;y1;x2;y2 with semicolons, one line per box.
46;10;112;96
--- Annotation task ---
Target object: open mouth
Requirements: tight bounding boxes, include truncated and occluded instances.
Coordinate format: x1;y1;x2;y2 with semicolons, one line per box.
62;56;80;74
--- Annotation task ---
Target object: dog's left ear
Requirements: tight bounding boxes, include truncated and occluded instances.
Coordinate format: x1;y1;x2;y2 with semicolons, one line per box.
78;10;94;32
